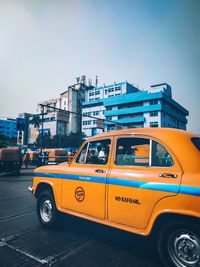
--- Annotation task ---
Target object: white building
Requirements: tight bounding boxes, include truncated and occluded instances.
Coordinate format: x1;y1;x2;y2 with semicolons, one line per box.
27;82;92;144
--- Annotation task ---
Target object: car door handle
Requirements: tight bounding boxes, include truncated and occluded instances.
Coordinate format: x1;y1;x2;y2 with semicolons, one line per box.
95;169;106;173
159;173;177;178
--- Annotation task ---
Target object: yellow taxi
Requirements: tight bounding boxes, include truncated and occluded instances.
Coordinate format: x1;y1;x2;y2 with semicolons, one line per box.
42;149;68;164
28;128;200;267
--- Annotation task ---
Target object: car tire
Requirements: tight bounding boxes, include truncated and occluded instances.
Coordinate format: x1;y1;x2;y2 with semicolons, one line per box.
158;221;200;267
37;190;59;228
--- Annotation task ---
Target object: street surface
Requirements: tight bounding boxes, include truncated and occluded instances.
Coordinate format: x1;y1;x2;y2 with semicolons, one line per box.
0;168;162;267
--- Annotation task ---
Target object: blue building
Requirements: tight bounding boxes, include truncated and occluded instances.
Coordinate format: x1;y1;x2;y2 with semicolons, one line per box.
0;118;17;139
82;82;189;137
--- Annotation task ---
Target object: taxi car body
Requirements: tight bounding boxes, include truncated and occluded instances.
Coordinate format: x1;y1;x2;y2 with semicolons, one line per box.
29;128;200;267
42;149;68;164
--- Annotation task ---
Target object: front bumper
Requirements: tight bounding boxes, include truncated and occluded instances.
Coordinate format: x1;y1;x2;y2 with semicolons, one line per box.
28;186;33;193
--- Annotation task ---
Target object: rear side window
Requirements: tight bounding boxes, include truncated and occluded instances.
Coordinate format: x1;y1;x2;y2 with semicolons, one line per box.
115;137;173;167
151;141;173;167
192;137;200;151
115;138;150;166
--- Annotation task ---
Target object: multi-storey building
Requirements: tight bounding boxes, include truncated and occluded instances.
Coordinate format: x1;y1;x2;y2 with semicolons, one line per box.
27;82;92;144
82;82;189;137
0;118;17;139
82;81;139;136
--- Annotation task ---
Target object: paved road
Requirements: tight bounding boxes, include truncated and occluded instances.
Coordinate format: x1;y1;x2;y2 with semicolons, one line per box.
0;168;162;267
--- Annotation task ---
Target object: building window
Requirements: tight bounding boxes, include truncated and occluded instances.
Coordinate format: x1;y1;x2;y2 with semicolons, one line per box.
93;111;99;116
150;100;158;105
83;121;92;125
108;88;114;92
89;92;94;96
105;90;108;94
150;122;158;127
150;111;158;117
115;86;121;91
95;91;100;95
107;117;112;121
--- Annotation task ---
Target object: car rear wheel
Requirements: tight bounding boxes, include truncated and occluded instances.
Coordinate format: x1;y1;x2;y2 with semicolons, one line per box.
158;222;200;267
37;190;58;228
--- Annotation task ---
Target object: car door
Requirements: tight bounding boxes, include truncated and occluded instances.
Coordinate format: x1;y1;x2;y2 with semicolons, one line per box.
107;135;183;229
61;138;111;219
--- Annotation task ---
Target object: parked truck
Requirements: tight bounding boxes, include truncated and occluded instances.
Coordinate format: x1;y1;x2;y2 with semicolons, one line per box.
0;147;22;175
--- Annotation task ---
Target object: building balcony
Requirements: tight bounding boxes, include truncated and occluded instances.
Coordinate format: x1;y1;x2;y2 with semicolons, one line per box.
103;91;161;106
104;104;162;117
105;117;145;125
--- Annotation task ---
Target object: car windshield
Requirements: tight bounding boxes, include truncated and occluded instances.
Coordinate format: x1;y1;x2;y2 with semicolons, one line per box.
191;137;200;151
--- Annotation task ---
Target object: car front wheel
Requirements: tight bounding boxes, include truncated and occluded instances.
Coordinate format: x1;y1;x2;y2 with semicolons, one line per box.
158;222;200;267
37;190;58;228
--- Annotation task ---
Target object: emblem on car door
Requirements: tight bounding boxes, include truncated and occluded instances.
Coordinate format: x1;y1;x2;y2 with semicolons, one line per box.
75;187;85;202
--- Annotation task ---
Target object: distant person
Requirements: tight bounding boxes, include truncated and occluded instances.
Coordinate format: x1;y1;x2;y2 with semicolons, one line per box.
67;150;73;162
23;152;30;169
87;149;99;164
98;147;105;157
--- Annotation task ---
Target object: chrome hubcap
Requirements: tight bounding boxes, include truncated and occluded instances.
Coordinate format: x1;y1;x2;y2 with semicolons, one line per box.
168;230;200;266
40;199;52;223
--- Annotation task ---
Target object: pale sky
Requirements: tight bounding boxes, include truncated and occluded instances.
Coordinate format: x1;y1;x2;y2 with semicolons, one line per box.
0;0;199;133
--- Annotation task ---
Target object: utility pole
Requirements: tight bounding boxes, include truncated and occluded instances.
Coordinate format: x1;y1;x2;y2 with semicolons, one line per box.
38;104;122;125
41;105;44;152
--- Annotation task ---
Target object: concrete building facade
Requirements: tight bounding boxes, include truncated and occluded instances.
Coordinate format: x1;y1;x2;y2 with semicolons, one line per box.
82;82;189;137
27;82;92;144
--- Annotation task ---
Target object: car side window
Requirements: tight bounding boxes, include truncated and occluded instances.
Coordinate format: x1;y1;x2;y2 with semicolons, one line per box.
115;138;150;166
76;143;88;164
86;139;111;165
151;141;173;167
76;139;111;165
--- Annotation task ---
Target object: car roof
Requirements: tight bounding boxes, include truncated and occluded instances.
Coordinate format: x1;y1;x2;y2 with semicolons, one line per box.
89;127;194;140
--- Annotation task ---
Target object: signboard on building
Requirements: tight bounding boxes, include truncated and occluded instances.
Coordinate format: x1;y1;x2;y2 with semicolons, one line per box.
32;129;39;138
96;119;104;129
16;118;25;131
56;111;69;122
57;122;66;135
39;129;51;136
